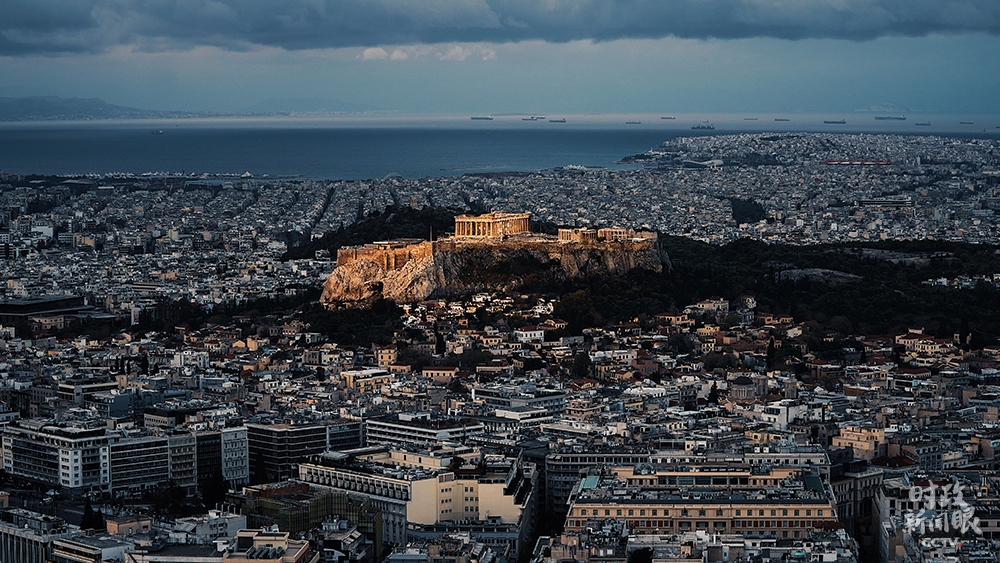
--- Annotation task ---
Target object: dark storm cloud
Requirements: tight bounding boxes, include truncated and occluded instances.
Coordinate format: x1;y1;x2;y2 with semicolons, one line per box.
1;0;998;56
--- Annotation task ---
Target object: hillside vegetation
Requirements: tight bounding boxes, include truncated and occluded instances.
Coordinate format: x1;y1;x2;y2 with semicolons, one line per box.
287;207;1000;345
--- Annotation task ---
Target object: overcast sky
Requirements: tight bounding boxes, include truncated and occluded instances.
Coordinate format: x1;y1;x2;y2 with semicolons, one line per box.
1;0;998;114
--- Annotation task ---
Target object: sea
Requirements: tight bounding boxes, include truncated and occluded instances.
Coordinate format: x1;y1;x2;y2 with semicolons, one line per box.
1;113;998;181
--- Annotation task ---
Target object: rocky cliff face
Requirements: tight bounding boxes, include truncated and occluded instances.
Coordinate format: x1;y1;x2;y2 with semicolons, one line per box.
321;239;669;305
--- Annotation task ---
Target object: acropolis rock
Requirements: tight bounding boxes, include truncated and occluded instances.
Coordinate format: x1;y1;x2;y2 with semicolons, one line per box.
320;214;669;305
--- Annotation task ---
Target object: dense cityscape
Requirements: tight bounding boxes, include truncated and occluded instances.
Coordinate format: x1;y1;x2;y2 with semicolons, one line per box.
1;131;1000;563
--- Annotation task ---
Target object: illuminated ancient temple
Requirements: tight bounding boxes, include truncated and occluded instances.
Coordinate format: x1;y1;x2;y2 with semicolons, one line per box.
453;212;531;237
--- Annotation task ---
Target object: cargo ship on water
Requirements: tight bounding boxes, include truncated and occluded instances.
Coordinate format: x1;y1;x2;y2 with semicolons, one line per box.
875;116;906;120
824;119;847;124
915;122;931;126
660;116;676;120
626;121;641;125
548;118;566;123
774;118;790;122
470;116;494;120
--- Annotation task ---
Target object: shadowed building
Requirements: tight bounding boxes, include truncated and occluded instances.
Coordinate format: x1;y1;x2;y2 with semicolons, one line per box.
0;509;78;563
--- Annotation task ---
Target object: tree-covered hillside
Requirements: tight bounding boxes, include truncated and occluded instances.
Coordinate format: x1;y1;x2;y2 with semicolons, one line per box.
282;206;464;260
291;206;1000;345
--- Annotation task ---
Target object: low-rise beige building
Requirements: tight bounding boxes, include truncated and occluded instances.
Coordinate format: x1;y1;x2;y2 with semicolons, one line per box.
299;446;535;556
832;425;886;460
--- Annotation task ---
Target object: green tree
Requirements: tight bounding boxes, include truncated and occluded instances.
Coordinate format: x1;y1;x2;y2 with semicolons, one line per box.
81;498;104;530
435;330;446;355
572;351;591;378
707;382;720;404
251;454;270;485
202;467;229;510
629;548;654;563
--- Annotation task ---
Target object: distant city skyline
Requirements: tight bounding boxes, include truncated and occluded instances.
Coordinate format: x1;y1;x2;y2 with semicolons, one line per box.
1;1;998;115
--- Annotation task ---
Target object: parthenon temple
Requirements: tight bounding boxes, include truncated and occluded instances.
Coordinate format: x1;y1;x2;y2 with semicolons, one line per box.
454;212;531;238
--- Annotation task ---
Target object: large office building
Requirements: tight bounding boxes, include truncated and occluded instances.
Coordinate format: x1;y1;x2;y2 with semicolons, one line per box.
298;445;537;559
544;445;656;518
0;509;79;563
108;429;170;496
221;425;250;485
1;419;248;495
471;384;568;415
0;295;93;325
1;419;108;491
195;429;223;483
57;378;121;408
364;413;484;447
195;425;251;487
564;464;840;539
247;418;363;483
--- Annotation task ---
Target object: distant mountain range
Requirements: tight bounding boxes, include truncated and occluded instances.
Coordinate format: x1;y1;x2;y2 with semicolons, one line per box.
243;97;385;114
0;96;387;121
0;96;203;121
854;103;914;113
